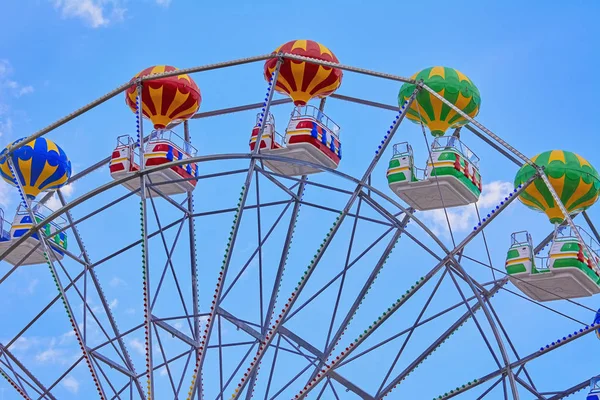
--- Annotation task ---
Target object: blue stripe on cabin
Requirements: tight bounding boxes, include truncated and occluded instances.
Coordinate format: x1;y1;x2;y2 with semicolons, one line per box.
310;123;318;139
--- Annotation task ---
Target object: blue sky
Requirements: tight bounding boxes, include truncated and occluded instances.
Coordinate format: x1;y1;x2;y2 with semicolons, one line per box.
1;0;600;399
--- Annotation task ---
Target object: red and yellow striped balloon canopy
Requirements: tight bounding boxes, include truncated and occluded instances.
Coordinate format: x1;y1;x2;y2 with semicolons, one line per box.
264;40;343;106
125;65;201;129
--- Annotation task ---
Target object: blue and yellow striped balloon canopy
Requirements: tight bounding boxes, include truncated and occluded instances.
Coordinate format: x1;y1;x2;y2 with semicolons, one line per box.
0;137;72;200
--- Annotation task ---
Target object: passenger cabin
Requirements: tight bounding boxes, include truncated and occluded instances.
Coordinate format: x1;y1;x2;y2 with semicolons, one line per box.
387;137;482;211
249;106;342;176
0;203;67;266
506;227;600;302
588;376;600;400
249;113;283;152
109;131;198;196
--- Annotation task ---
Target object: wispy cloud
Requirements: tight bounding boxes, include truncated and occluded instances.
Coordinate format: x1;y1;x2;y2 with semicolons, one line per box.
110;276;126;287
155;0;172;6
422;181;514;236
17;85;34;97
9;336;37;352
59;330;76;345
42;183;75;211
0;59;33;149
25;279;39;295
129;338;145;355
0;60;34;99
34;338;71;365
0;179;14;208
51;0;126;28
62;183;75;196
36;347;67;364
0;115;13;138
0;60;10;77
5;335;80;368
109;298;118;309
42;196;62;212
62;375;80;393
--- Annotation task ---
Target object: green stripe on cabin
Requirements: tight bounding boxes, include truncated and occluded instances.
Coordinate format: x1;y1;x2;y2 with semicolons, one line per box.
429;166;481;196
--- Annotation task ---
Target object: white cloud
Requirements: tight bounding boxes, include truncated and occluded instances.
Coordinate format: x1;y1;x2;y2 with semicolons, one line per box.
9;337;36;352
160;367;168;376
0;60;12;78
129;338;145;355
422;181;514;236
42;184;75;211
0;60;33;149
109;298;118;309
0;61;34;99
52;0;126;28
60;182;75;197
173;321;183;330
17;86;34;97
43;196;62;212
5;335;80;367
155;0;172;6
110;276;126;287
125;307;136;315
0;179;14;209
477;181;514;208
25;279;39;295
62;375;80;394
59;330;76;345
0;116;13;137
35;348;60;363
35;338;69;365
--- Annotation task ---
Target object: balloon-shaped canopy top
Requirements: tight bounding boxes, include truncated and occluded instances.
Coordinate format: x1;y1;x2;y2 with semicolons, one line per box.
264;40;343;106
514;150;600;224
125;65;201;130
399;66;481;137
0;137;72;200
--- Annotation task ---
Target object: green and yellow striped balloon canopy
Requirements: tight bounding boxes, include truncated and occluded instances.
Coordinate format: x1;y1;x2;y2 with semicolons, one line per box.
514;150;600;224
398;66;481;137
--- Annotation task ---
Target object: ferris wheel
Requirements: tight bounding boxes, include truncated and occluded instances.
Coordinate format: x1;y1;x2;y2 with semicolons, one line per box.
1;39;600;400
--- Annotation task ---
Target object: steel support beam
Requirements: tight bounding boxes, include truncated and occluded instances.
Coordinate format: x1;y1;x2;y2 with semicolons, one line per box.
90;349;137;379
229;87;421;400
57;190;144;399
184;119;202;400
5;158;107;400
297;174;537;399
244;177;307;397
304;216;409;386
186;58;283;399
375;219;558;399
153;315;198;348
546;379;591;400
0;346;55;400
216;308;372;399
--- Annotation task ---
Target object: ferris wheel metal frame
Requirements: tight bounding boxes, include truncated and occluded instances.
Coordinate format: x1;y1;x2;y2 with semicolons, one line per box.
0;52;598;400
